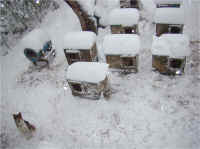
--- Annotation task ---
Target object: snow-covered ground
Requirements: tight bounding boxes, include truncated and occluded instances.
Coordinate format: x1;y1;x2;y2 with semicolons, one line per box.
1;0;200;149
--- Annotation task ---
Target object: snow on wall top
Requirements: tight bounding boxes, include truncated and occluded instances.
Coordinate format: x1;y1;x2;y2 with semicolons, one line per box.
108;8;139;26
152;34;190;57
66;62;109;83
154;8;184;24
154;0;182;4
21;29;50;50
95;0;120;17
63;31;96;50
103;34;140;56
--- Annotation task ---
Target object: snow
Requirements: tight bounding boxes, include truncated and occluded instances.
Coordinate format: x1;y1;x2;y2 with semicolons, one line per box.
21;29;50;51
103;34;140;56
66;62;109;83
63;31;96;50
108;8;139;26
153;0;182;5
152;34;190;57
94;0;120;26
95;0;120;17
154;8;185;24
37;141;64;149
1;0;200;149
76;0;95;16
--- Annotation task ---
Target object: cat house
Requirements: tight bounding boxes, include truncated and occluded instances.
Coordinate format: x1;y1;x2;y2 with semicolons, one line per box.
94;0;120;28
66;62;111;100
103;34;140;73
154;0;182;8
108;8;139;34
63;31;97;65
120;0;140;9
154;8;184;36
152;34;190;75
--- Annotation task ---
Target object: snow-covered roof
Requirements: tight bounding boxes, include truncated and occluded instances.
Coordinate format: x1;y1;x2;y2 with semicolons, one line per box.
21;29;50;50
154;0;182;5
63;31;96;50
66;62;109;83
108;8;139;26
152;34;190;57
103;34;140;56
154;8;184;24
94;0;120;17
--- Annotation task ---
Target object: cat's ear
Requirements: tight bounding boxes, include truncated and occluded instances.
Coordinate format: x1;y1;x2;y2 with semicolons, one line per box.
18;112;22;118
13;114;17;119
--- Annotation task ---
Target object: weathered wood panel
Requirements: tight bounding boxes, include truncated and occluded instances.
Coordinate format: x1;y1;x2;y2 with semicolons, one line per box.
91;44;98;61
106;55;121;69
120;0;139;9
111;25;124;34
152;55;169;73
156;24;183;36
80;50;92;62
64;50;80;65
111;25;138;34
120;55;138;72
68;81;104;100
156;24;169;36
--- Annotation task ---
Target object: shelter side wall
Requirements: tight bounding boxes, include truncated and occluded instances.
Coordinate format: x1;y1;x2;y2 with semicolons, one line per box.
111;25;139;34
91;44;98;61
152;55;169;73
106;55;138;71
64;50;80;65
80;49;92;62
106;55;121;68
156;24;183;36
111;26;124;34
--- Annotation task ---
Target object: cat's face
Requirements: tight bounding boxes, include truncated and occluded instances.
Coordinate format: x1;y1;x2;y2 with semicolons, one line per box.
13;112;22;123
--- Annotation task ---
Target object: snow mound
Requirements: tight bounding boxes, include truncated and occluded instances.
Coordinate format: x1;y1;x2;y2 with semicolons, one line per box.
66;62;109;83
152;34;190;57
63;31;96;50
103;34;140;56
154;8;184;24
108;8;139;26
21;29;50;50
